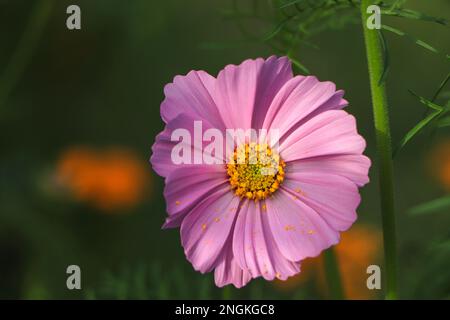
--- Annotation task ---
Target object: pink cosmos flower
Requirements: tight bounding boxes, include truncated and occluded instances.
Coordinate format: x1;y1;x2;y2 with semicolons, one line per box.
150;56;370;288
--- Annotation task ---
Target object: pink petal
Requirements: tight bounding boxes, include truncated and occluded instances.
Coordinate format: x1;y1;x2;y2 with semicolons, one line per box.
150;113;225;178
180;185;240;273
283;172;360;231
265;189;340;262
161;70;225;129
162;165;227;229
279;110;366;162
214;243;252;288
263;76;347;139
286;154;371;187
215;56;292;130
232;200;300;280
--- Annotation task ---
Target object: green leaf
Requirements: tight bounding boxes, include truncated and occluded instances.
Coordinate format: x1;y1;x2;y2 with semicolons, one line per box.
382;8;448;26
381;24;443;55
431;72;450;102
409;90;444;112
288;55;310;74
393;91;445;157
279;0;304;9
263;15;295;41
378;29;390;85
409;196;450;215
393;109;441;157
386;0;406;12
279;0;327;10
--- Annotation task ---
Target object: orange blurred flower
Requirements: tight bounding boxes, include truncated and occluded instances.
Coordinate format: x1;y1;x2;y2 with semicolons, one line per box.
274;224;382;299
428;139;450;191
56;146;151;212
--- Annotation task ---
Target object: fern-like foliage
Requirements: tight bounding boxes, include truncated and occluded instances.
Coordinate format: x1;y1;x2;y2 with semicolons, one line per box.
226;0;448;74
394;73;450;156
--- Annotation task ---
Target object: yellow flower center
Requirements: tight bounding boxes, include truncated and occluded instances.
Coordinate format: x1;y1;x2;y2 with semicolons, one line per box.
226;143;285;201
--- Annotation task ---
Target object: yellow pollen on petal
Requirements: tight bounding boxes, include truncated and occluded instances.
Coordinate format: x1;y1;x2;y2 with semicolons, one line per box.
201;223;207;231
227;143;285;201
175;200;181;205
284;225;296;231
295;188;305;196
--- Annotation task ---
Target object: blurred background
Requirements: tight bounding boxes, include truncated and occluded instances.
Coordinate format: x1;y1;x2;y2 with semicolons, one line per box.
0;0;449;299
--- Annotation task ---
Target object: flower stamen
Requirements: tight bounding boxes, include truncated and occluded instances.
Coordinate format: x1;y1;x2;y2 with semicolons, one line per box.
226;143;285;201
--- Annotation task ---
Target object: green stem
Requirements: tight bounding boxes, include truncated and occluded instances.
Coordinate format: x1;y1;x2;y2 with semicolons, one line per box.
323;248;344;300
0;0;54;109
360;0;397;299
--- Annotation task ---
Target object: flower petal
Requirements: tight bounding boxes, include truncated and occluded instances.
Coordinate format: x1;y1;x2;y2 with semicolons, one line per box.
215;56;293;130
287;154;371;187
279;110;366;162
265;189;340;262
162;164;227;229
232;200;300;280
181;185;240;273
263;76;347;140
214;243;252;288
161;70;225;129
150;113;225;177
283;172;360;231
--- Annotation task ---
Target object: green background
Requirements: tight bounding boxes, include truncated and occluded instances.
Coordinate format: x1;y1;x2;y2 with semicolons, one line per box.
0;0;449;299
